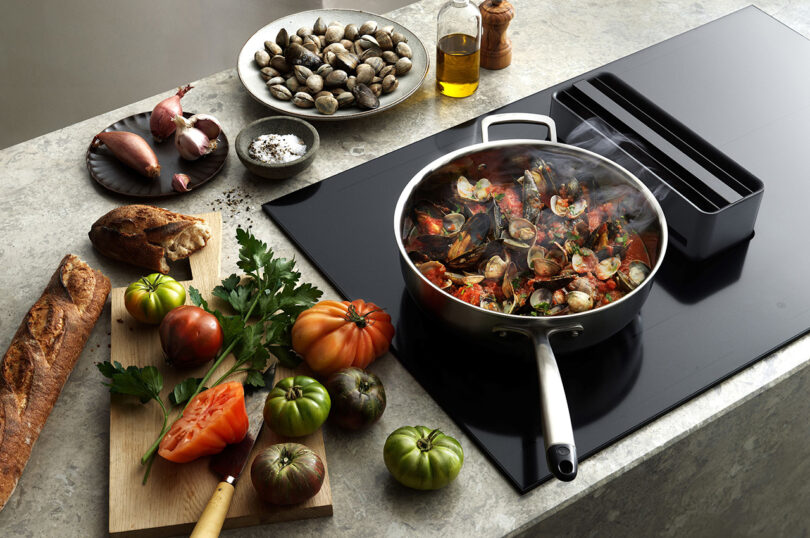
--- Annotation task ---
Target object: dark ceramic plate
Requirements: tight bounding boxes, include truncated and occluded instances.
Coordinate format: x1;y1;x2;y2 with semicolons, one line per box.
86;111;228;198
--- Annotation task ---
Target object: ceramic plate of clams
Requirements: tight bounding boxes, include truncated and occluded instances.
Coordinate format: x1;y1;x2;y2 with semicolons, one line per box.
237;9;429;120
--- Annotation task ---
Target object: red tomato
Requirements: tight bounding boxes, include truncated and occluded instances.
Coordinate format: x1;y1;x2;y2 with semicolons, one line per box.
158;382;248;463
292;299;395;375
159;305;223;368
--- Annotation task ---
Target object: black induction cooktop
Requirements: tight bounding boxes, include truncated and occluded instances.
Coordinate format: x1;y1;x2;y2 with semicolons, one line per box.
264;7;810;492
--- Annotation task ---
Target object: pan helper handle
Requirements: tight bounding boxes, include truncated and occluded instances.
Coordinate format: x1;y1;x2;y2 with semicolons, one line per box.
496;324;580;481
480;113;557;143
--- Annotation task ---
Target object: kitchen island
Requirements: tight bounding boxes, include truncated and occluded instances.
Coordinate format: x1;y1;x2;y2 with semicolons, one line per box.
1;1;809;536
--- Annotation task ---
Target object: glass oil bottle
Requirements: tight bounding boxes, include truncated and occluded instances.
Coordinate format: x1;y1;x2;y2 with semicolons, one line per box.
436;0;482;98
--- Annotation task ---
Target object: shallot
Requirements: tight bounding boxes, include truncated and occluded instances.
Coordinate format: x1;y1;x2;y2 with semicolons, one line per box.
172;173;192;193
150;84;193;141
172;115;217;161
93;131;160;178
189;114;222;140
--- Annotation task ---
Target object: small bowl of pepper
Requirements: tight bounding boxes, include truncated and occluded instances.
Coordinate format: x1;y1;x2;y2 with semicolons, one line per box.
235;116;319;179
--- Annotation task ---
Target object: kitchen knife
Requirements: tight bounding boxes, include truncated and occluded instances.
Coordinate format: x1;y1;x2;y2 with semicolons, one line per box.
190;365;276;538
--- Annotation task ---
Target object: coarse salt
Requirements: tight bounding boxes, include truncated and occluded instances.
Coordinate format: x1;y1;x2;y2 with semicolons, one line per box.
248;133;308;164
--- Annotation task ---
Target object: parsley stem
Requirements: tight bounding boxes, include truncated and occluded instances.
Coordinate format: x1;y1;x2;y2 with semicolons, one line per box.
181;338;240;413
139;396;171;467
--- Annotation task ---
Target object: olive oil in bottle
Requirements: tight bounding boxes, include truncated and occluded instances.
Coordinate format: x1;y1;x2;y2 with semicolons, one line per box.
436;0;482;98
437;34;481;98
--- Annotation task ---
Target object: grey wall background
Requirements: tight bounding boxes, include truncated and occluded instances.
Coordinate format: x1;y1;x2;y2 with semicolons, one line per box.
0;0;411;149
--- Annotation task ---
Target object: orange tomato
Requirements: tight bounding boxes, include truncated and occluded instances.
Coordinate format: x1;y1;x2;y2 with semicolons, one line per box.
292;299;395;375
158;382;248;463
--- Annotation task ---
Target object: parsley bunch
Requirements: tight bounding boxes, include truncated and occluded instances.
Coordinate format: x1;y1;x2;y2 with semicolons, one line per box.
98;227;322;483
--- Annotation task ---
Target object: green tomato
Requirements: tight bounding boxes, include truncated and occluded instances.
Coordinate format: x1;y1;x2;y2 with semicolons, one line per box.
383;426;464;490
124;273;186;324
264;376;331;437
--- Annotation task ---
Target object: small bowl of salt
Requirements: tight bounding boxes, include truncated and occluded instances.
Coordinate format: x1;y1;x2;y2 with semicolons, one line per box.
235;116;319;179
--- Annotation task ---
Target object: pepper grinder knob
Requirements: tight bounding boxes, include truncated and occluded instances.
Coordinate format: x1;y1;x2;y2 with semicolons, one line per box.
479;0;516;70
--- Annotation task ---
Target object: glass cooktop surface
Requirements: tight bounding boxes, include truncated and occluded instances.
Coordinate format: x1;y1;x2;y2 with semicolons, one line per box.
264;7;810;492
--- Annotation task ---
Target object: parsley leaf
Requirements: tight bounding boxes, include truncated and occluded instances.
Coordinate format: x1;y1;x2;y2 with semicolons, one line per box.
97;361;163;404
169;377;206;406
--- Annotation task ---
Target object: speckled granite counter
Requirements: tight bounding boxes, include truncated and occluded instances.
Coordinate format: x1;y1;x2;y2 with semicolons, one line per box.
1;1;810;536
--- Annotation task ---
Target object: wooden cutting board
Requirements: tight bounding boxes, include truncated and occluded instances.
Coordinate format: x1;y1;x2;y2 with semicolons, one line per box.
108;212;332;537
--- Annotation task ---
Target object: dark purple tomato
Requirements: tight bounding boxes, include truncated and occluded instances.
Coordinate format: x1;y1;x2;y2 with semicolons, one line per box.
159;305;223;368
325;367;386;430
250;443;325;505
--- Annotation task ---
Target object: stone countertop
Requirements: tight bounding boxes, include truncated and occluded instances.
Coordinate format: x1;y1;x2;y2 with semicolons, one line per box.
1;1;809;536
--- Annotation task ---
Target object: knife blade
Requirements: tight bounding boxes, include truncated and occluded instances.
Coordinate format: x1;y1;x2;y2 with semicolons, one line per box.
190;364;276;538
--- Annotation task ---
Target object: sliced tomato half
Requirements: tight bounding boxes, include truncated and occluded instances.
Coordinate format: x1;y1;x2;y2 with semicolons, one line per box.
158;381;249;463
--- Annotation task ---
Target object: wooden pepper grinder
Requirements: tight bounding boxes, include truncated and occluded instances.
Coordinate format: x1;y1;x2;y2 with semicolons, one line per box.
479;0;516;70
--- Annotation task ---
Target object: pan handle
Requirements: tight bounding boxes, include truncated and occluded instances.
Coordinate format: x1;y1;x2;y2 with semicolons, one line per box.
496;324;580;481
481;113;558;143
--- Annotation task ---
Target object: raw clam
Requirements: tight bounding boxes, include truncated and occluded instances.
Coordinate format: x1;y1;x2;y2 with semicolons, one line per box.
359;21;378;36
382;51;399;65
352;83;380;109
264;41;283;56
306;74;324;92
276;28;289;48
315;94;339;115
395;57;412;76
345;23;359;41
269;84;292;101
364;56;385;74
254;50;270;68
336;91;355;108
355;63;375;85
294;65;313;84
391;32;407;46
260;66;281;81
292;92;315;108
313;16;327;35
396;42;412;58
374;30;393;50
382;74;398;94
325;69;348;87
325;24;345;44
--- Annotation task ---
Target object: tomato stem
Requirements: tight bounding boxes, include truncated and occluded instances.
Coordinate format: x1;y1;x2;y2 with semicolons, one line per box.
417;429;442;452
286;386;304;400
344;304;385;329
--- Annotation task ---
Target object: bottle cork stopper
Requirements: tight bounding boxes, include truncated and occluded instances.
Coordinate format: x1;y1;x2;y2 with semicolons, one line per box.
479;0;516;70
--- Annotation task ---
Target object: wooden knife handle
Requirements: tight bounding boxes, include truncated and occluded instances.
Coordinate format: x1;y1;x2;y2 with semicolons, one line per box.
190;481;235;538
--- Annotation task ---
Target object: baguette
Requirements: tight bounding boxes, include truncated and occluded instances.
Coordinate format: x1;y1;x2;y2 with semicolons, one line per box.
0;255;110;511
88;204;211;273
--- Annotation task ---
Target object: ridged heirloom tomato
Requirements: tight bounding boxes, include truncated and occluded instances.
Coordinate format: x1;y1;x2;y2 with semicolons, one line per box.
158;382;248;463
159;305;223;368
124;273;186;324
291;299;395;375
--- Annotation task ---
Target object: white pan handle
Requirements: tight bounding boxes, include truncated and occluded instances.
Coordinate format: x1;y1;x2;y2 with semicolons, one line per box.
480;113;558;143
496;324;580;481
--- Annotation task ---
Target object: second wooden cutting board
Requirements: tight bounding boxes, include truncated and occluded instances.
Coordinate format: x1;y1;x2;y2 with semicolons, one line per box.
108;212;332;537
